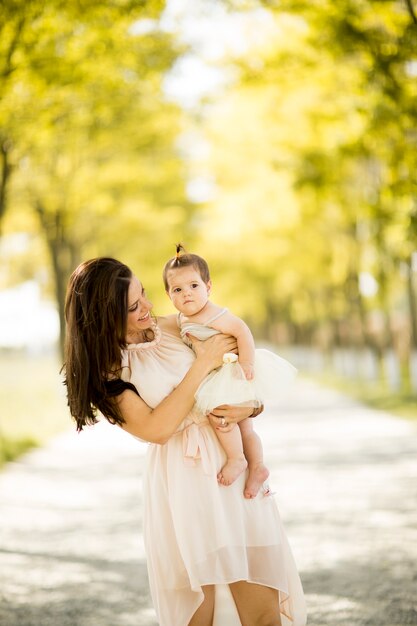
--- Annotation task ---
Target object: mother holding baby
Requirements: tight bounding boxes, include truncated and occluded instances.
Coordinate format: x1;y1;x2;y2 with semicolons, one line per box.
64;256;306;626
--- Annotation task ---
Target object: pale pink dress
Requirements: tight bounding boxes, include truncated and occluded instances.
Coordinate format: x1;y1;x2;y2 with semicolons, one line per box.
121;320;307;626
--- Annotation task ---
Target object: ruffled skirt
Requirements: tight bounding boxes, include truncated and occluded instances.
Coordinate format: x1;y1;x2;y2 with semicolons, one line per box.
195;348;297;414
143;418;307;626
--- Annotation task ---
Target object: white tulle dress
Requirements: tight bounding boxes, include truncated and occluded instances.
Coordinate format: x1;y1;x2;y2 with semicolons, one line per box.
179;309;298;414
120;319;307;626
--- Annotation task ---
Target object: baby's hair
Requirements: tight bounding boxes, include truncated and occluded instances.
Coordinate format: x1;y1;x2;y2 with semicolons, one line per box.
163;243;210;291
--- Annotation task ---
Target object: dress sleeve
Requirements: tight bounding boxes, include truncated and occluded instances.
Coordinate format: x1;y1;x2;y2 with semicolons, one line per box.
104;379;140;397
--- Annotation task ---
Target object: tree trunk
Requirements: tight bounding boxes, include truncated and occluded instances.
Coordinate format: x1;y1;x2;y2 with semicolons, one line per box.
50;241;69;360
34;201;79;360
407;255;417;349
0;139;12;230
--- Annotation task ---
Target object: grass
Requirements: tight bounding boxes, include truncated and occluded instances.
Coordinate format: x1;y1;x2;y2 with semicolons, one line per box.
0;351;71;467
311;371;417;419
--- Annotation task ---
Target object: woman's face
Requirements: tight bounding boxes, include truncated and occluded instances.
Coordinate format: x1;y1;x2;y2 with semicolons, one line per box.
126;275;153;338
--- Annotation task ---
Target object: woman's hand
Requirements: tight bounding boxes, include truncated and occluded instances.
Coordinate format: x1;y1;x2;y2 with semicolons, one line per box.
208;404;256;432
187;333;237;374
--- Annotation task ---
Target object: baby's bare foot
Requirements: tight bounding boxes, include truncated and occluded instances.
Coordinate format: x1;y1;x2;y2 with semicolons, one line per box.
217;457;248;486
244;463;270;499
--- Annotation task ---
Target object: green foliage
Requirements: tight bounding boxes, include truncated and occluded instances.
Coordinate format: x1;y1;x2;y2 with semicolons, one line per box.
195;0;417;365
1;0;417;377
0;0;193;351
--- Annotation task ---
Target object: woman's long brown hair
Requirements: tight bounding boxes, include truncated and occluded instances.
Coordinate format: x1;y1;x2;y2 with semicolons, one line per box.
63;257;132;431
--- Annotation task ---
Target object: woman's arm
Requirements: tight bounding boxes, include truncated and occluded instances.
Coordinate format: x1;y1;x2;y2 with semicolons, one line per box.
116;334;237;444
207;404;263;432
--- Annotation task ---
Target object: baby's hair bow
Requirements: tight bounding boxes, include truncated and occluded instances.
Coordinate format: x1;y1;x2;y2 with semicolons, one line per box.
175;243;186;259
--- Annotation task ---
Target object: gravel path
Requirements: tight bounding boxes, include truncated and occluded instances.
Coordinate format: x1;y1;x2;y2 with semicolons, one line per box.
0;379;416;626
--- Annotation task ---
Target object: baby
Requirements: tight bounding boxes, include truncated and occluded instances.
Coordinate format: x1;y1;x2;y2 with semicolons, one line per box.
163;245;288;498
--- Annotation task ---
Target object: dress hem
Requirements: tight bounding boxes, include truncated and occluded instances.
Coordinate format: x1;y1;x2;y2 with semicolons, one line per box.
180;579;294;626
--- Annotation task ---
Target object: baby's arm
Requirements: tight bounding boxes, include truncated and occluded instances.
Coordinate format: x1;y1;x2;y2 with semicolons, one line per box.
211;312;255;379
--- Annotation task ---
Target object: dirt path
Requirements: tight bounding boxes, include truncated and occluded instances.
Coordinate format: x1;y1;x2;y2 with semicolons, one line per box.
0;379;416;626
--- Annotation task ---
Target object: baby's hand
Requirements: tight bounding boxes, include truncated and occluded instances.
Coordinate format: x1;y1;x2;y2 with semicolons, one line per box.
240;361;254;380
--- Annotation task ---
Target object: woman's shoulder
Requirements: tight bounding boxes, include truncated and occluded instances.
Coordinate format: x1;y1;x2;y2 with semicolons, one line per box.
156;314;181;336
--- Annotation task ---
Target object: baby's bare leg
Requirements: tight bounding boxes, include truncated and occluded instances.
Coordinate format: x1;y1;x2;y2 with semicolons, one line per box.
239;418;270;499
215;424;248;486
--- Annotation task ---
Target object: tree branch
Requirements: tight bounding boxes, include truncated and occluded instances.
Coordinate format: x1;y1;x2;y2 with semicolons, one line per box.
405;0;417;25
1;16;26;82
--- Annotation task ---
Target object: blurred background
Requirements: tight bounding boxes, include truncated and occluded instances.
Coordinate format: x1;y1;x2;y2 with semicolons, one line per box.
1;0;416;465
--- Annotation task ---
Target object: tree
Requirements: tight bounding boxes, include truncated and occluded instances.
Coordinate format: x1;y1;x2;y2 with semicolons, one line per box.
1;0;191;355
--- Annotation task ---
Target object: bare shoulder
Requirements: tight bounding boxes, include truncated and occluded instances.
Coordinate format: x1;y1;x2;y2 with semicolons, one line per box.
156;314;180;336
210;309;248;334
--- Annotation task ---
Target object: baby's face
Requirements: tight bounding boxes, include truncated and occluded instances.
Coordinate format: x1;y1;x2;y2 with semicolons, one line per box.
166;266;211;316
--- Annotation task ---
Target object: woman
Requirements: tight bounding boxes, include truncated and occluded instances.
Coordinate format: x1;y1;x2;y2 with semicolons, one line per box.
64;257;306;626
